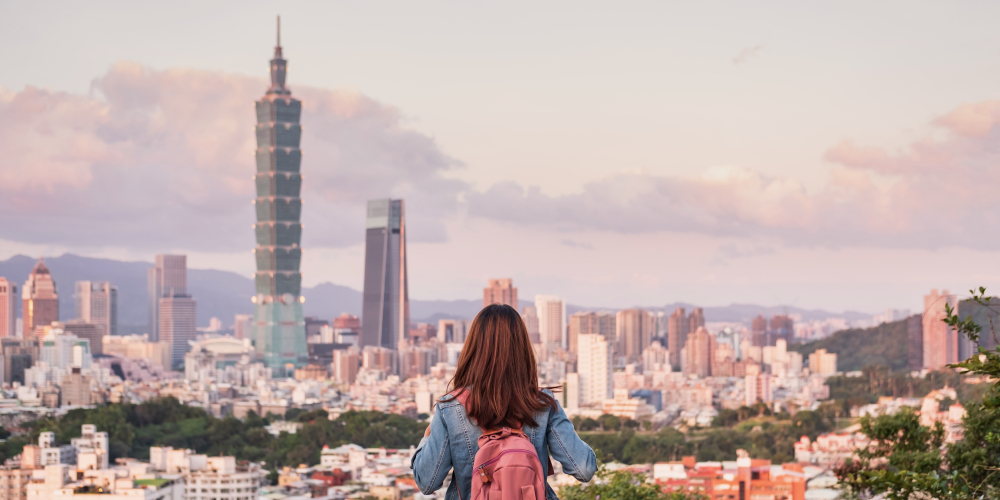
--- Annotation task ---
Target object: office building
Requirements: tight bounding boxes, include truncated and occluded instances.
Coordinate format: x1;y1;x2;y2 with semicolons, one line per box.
483;279;518;308
576;333;612;406
305;316;329;344
521;306;540;344
148;255;187;342
22;258;59;336
251;23;309;371
0;278;15;338
923;289;959;370
233;314;251;340
160;296;196;370
332;347;359;384
62;320;103;356
615;309;654;364
667;308;689;369
74;281;117;341
361;199;409;351
568;311;615;354
684;326;716;378
535;296;566;351
61;367;93;406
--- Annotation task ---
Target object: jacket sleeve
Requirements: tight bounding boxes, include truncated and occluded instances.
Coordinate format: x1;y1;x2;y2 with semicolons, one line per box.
412;403;453;495
545;397;597;482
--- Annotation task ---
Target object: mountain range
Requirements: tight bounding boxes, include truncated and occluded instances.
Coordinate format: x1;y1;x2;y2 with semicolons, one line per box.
0;254;870;334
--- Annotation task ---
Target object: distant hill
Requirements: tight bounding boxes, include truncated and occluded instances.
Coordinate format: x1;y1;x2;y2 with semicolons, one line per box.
789;318;911;372
0;253;871;334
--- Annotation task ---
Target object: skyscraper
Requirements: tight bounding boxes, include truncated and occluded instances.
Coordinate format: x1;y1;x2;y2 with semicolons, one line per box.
568;311;615;354
683;326;716;377
74;281;117;339
22;258;59;337
148;255;187;342
577;333;612;406
361;199;410;352
483;279;518;309
535;296;566;351
667;307;689;369
923;289;959;370
615;309;655;364
521;306;540;344
251;18;309;371
160;296;196;369
0;278;16;339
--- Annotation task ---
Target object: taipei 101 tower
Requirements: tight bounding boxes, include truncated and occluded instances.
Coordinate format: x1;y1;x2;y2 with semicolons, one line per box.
251;16;308;373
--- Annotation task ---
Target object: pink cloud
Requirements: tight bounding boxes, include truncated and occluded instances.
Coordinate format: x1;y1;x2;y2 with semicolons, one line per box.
469;98;1000;250
0;62;464;251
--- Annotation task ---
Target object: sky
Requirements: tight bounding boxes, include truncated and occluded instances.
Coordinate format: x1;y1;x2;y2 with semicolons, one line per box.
4;1;1000;313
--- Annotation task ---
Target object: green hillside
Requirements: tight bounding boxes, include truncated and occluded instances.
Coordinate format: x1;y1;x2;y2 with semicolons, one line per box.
790;318;910;372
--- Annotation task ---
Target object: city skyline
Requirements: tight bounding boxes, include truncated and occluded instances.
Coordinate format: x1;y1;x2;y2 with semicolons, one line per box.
5;3;1000;313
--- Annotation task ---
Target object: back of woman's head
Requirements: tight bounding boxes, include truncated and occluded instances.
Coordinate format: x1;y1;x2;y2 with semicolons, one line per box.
450;304;557;430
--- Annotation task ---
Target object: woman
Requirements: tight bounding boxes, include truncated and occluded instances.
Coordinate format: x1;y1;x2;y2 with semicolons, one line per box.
412;304;597;500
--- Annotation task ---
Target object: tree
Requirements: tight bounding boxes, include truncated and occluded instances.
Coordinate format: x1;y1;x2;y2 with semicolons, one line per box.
598;414;621;431
560;464;702;500
837;287;1000;499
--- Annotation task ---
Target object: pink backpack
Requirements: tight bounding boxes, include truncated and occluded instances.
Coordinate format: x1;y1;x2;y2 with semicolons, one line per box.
452;389;547;500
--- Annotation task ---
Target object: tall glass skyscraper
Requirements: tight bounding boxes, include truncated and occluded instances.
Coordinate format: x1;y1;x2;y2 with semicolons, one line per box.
252;18;308;372
361;199;410;351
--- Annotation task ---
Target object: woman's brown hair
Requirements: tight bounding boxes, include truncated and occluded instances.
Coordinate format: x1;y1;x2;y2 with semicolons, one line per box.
448;304;558;430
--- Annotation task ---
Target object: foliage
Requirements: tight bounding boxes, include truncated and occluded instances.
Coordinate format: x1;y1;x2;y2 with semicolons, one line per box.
16;397;427;469
823;365;986;408
578;410;832;465
560;463;703;500
837;287;1000;499
789;319;909;372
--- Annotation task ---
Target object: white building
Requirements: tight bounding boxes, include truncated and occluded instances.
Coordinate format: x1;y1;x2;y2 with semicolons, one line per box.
576;334;611;406
534;296;566;351
149;447;262;500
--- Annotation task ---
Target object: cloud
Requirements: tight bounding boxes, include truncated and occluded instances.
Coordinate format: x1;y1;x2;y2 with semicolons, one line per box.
560;239;594;250
710;243;776;266
468;98;1000;251
0;62;465;252
732;45;763;65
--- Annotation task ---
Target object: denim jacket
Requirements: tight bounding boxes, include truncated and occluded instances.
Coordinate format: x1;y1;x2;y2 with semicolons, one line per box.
412;389;597;500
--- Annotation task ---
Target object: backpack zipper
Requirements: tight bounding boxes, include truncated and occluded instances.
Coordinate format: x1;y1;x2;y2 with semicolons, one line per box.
475;449;538;484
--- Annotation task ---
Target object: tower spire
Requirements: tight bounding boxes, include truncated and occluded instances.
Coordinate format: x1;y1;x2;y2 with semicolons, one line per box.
268;15;288;94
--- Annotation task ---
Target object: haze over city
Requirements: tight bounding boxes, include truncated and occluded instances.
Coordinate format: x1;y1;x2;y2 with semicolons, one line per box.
6;1;1000;312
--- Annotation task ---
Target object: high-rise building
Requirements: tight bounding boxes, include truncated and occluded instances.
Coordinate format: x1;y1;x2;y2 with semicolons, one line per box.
769;315;794;344
74;281;117;339
160;295;197;370
521;307;540;344
667;308;689;369
923;289;959;370
251;20;309;371
576;333;611;406
745;371;773;406
148;255;187;342
615;309;655;364
483;279;518;309
361;199;409;352
233;314;251;340
957;298;1000;358
0;278;16;338
689;307;705;332
683;326;716;377
535;296;566;351
62;320;103;356
22;258;59;337
907;314;923;371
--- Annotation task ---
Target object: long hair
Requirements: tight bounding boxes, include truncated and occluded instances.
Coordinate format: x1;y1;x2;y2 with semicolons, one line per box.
448;304;558;430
